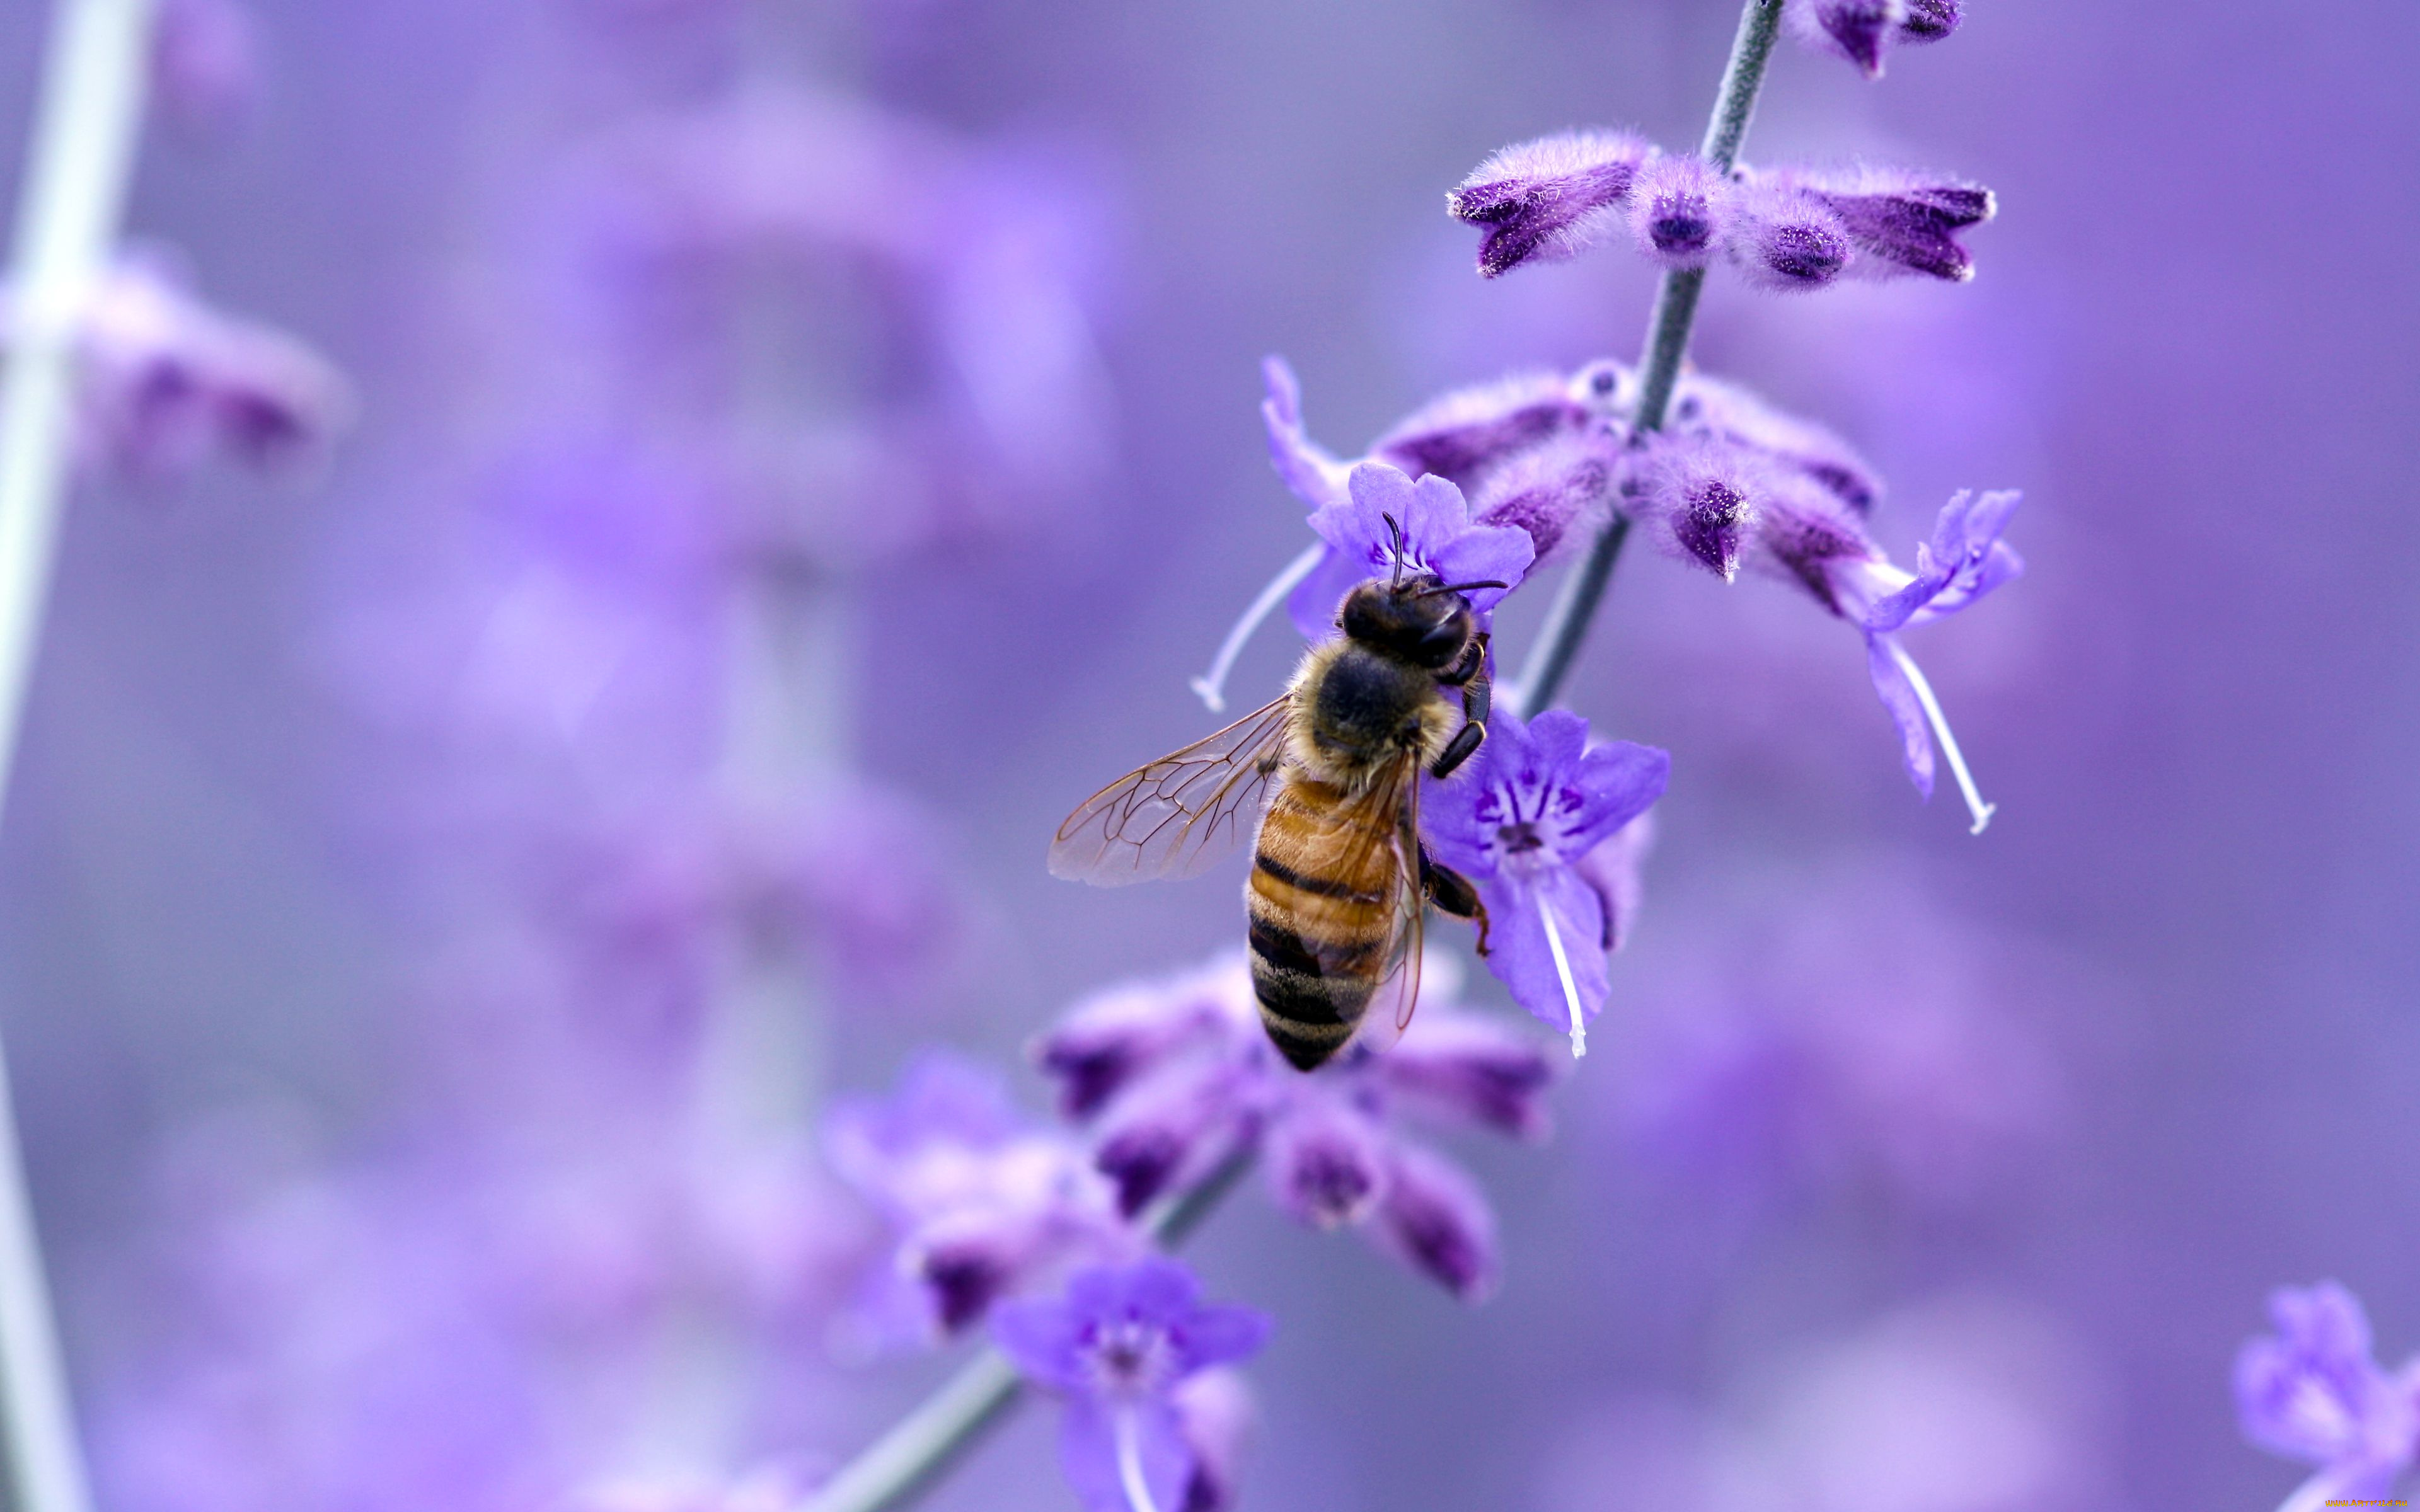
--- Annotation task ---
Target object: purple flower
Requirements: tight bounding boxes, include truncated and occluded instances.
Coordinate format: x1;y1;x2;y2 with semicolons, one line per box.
1447;131;1652;277
1721;179;1851;291
1785;164;1997;282
1751;483;2022;830
1034;954;1560;1300
1286;462;1535;641
3;249;352;484
1627;152;1726;269
1422;710;1668;1056
993;1259;1270;1512
2237;1283;2420;1511
1785;0;1957;76
825;1053;1129;1337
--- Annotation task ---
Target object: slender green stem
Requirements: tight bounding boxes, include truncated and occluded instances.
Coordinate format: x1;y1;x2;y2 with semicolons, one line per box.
1511;0;1783;721
0;6;157;1512
794;1154;1253;1512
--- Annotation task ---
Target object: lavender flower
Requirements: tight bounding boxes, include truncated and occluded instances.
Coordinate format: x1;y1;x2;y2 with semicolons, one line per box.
993;1259;1270;1512
1446;130;1652;277
1786;164;1997;282
1627;152;1726;269
2237;1283;2420;1512
1422;710;1668;1057
1465;430;1623;566
1;249;352;483
1285;461;1535;642
1722;179;1852;292
1785;0;1959;77
1034;954;1560;1300
1368;367;1593;488
825;1053;1129;1337
1751;482;2022;830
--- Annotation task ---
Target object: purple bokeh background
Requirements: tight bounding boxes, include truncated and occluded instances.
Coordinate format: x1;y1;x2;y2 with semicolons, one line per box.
2;1;2417;1509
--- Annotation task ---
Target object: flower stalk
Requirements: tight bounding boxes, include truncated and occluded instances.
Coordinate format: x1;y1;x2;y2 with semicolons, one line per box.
793;1154;1251;1512
0;4;159;1512
1511;0;1783;720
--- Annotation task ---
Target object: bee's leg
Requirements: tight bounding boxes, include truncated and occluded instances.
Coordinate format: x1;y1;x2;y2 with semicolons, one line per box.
1430;643;1493;779
1419;847;1492;956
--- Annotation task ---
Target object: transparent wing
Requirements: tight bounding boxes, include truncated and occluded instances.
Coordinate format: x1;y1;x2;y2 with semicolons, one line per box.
1048;695;1293;886
1383;762;1426;1034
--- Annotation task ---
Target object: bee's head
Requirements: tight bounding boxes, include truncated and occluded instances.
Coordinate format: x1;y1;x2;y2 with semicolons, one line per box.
1339;575;1484;670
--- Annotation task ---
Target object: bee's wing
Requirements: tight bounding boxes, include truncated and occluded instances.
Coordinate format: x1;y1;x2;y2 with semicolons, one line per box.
1048;694;1294;886
1382;758;1426;1034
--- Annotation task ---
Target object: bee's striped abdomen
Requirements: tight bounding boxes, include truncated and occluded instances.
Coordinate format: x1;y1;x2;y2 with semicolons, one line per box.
1245;777;1403;1071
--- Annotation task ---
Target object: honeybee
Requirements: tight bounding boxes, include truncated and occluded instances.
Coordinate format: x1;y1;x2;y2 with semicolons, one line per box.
1050;525;1501;1071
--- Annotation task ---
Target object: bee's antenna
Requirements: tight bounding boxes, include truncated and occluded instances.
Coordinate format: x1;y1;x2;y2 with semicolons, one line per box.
1382;513;1405;587
1416;579;1510;599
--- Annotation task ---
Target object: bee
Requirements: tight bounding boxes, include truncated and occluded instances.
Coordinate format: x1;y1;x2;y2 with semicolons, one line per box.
1049;521;1500;1071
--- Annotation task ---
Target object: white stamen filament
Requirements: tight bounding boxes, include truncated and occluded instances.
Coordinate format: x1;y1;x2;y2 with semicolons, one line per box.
1884;637;1997;835
1114;1407;1163;1512
1538;900;1587;1059
1190;541;1325;713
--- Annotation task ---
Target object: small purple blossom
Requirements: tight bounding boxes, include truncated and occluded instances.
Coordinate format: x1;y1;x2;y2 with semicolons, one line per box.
3;249;352;484
993;1259;1271;1512
1034;954;1560;1300
1368;368;1593;486
1786;0;1958;77
1785;164;1998;282
1721;179;1852;291
1749;481;2021;830
824;1053;1128;1337
1446;130;1652;277
1628;437;1765;581
1286;462;1535;641
1627;152;1726;269
1422;710;1668;1057
2237;1283;2420;1511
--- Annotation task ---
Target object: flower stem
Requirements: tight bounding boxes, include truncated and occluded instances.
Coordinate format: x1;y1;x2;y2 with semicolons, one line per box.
1511;0;1783;720
0;7;156;1512
793;1153;1252;1512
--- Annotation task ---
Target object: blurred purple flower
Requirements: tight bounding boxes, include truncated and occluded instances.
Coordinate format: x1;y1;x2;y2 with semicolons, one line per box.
1627;152;1726;269
826;1053;1129;1338
993;1259;1270;1512
1628;437;1765;580
1785;0;1959;77
1422;709;1668;1057
1447;130;1652;277
1285;461;1535;641
1035;954;1560;1300
1611;869;2063;1217
1465;429;1623;566
2237;1283;2420;1512
1;248;352;484
151;0;259;134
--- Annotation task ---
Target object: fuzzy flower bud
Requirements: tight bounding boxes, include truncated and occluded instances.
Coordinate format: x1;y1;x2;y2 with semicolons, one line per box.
1369;370;1589;484
1791;164;1997;282
1787;0;1961;76
1263;1097;1392;1230
1630;437;1765;581
1371;1145;1499;1302
1448;130;1652;277
1626;152;1726;269
1468;429;1622;567
1722;180;1851;291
